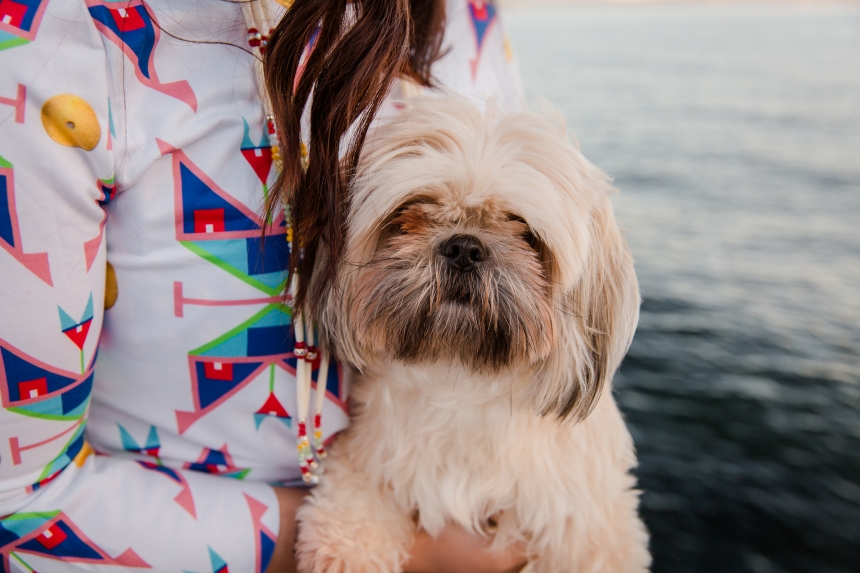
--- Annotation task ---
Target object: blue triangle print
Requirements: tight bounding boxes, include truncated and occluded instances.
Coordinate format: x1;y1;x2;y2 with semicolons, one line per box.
119;424;140;451
60;372;93;416
209;547;228;572
137;460;182;484
1;171;14;248
260;530;276;573
188;239;249;275
0;513;54;542
246;235;290;276
18;520;102;559
468;2;497;50
88;4;155;78
246;322;292;357
254;413;292;430
57;307;78;331
194;360;264;409
180;163;258;234
199;331;249;358
2;348;79;404
198;307;292;359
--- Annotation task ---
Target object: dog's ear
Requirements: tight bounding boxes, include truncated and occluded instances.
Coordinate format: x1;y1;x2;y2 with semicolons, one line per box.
534;194;640;421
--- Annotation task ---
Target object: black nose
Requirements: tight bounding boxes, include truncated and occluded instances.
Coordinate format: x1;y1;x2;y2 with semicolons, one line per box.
439;235;487;272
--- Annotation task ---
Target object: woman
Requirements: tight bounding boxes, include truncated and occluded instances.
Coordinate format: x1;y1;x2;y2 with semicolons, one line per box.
0;0;523;570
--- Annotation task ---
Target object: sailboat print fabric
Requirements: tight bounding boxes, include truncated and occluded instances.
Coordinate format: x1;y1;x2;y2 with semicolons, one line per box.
0;0;521;569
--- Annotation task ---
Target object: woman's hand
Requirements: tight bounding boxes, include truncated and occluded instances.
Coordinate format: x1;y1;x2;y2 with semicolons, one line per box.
403;524;528;573
265;487;527;573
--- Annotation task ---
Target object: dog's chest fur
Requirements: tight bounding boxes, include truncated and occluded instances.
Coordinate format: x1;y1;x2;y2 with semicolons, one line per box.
337;361;638;543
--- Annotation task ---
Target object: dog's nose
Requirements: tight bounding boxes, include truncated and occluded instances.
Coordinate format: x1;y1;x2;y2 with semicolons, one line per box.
439;235;487;272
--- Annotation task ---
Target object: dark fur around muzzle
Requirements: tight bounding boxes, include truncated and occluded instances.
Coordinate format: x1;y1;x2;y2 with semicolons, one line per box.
348;235;555;372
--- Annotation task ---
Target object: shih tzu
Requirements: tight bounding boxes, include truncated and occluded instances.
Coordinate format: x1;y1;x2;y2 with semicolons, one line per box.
297;94;650;573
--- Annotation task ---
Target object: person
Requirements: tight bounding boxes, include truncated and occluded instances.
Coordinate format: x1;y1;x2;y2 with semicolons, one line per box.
0;0;524;570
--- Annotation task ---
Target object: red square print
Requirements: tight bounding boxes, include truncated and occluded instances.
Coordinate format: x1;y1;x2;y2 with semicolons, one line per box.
0;0;28;28
37;523;67;549
203;361;233;381
109;6;145;33
471;1;489;21
194;209;225;234
18;377;48;400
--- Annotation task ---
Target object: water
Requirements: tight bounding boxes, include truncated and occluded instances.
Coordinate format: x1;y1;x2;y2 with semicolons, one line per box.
505;4;860;572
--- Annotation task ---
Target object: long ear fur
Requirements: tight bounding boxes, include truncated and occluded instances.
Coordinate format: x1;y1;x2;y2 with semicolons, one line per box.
535;191;640;421
485;104;640;421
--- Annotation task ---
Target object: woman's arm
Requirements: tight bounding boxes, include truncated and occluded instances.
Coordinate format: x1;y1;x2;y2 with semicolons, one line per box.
267;488;527;573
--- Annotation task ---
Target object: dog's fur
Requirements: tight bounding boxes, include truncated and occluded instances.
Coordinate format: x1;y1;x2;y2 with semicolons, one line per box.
296;95;650;573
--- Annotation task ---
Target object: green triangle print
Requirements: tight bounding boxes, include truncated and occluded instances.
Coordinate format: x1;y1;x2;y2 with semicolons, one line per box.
191;304;292;358
0;511;58;540
181;238;288;296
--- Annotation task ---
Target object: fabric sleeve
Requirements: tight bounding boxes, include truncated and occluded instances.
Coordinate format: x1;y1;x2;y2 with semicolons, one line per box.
0;0;114;503
0;1;281;571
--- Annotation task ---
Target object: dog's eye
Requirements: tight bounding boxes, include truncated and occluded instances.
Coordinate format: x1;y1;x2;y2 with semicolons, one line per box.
377;198;436;249
523;228;539;251
386;219;405;236
377;219;405;249
507;215;540;252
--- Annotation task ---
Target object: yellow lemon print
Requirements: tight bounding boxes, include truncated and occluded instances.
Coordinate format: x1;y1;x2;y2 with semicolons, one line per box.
41;95;101;151
105;261;119;310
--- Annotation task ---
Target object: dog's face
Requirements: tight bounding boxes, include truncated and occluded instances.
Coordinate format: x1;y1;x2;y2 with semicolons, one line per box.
319;95;640;420
350;197;555;372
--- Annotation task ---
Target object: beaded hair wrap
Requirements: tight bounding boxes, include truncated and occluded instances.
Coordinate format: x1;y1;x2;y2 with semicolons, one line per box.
243;0;326;484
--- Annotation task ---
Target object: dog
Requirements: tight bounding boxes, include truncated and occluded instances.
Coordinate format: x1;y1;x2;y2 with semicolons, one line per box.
296;94;650;573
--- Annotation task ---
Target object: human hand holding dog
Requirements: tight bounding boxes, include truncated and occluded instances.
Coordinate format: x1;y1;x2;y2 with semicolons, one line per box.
404;525;528;573
266;488;526;573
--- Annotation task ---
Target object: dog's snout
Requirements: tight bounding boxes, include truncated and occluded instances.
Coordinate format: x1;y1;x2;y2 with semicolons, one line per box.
439;235;487;272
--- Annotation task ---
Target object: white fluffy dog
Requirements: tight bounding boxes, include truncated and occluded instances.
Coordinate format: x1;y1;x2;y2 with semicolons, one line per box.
297;94;650;573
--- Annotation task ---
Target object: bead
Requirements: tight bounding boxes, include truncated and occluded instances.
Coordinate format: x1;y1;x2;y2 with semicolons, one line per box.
300;142;309;171
248;28;262;47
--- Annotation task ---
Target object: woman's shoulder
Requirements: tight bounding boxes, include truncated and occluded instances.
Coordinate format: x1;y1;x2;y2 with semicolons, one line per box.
433;0;524;111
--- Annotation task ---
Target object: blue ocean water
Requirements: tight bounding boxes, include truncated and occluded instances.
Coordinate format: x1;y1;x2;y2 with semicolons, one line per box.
505;4;860;573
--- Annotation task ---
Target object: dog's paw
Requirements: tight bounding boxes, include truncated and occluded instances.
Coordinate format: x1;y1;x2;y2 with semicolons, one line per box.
295;548;353;573
296;504;407;573
296;542;401;573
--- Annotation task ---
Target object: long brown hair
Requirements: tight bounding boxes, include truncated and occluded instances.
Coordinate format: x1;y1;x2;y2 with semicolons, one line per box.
264;0;446;317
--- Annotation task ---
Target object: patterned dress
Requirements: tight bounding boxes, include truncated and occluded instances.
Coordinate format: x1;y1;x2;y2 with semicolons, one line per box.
0;0;521;570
